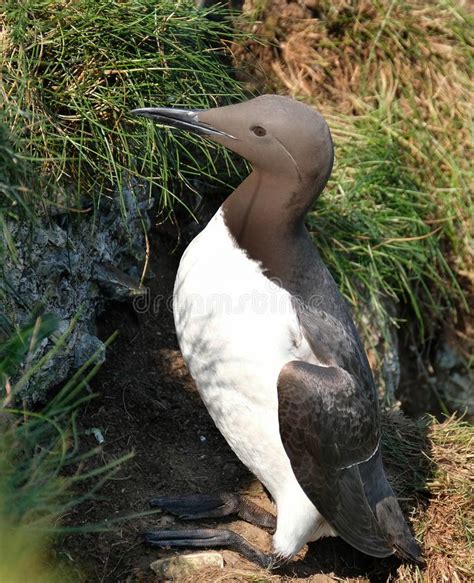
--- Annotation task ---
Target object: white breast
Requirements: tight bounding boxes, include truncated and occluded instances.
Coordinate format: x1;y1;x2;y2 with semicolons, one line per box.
173;209;334;557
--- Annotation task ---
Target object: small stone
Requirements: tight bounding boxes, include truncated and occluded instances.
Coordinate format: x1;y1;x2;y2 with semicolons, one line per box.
150;552;223;579
91;427;105;444
85;427;105;444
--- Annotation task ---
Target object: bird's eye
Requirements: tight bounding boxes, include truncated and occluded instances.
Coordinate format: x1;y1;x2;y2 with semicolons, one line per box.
251;125;266;137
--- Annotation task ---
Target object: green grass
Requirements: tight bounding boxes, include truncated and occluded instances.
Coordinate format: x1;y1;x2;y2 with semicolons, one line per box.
0;119;31;262
0;118;36;222
310;107;464;341
1;0;245;224
0;317;129;582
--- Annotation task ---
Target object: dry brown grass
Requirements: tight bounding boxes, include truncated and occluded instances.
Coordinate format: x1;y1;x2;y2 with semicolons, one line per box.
173;565;361;582
176;569;350;582
235;0;471;123
398;416;473;583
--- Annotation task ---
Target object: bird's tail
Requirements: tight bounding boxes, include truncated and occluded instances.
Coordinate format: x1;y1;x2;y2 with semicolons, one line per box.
359;451;423;564
316;451;423;562
373;494;423;563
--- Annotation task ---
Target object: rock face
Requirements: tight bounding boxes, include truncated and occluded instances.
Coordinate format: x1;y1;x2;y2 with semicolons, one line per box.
434;335;474;417
358;298;401;403
0;181;152;404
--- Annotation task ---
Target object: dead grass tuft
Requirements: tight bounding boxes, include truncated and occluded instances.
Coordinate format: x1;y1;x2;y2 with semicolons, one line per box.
175;566;277;582
174;566;347;582
394;415;473;582
235;0;471;128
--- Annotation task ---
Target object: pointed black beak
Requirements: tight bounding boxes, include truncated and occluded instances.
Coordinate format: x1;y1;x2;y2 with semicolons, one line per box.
129;107;236;139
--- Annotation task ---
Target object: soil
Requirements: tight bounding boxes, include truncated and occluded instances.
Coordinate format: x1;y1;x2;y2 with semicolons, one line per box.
61;226;405;583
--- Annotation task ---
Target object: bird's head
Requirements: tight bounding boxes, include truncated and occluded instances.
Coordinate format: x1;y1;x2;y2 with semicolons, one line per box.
131;94;334;187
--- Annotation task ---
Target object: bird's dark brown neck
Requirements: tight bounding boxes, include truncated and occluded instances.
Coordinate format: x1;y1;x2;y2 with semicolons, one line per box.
222;169;323;281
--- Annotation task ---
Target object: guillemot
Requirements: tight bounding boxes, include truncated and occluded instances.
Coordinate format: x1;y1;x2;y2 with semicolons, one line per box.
131;95;422;567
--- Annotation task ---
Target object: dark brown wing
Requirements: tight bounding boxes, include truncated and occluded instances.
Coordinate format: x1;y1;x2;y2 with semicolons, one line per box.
277;361;421;561
278;361;392;557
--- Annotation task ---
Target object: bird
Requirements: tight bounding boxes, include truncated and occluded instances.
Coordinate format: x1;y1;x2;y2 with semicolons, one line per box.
130;95;422;568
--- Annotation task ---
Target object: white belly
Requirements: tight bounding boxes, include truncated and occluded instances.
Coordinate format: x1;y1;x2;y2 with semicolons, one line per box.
173;209;333;557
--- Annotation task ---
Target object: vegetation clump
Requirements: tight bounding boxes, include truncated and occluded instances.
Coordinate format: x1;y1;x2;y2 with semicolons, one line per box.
0;318;126;582
1;0;244;220
396;415;474;583
234;0;472;344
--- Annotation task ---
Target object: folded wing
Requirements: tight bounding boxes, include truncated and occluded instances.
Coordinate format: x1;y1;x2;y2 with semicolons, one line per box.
278;361;421;561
